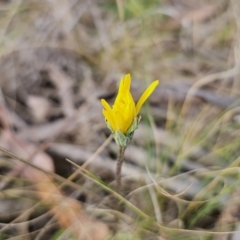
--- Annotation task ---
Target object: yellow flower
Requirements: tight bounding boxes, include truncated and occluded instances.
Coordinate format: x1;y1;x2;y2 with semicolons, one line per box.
101;74;159;146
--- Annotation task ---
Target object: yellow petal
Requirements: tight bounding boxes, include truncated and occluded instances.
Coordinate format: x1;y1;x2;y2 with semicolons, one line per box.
118;76;124;94
114;76;125;106
102;109;116;130
101;99;112;111
114;74;132;107
123;104;134;133
115;110;125;132
122;74;131;92
126;92;136;120
125;89;135;106
136;80;159;115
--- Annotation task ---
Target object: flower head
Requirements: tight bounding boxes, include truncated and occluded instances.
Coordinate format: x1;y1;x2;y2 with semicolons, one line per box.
101;74;159;147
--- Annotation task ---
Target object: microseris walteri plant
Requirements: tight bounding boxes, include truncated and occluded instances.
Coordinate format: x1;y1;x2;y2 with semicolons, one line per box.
101;74;159;195
101;74;159;148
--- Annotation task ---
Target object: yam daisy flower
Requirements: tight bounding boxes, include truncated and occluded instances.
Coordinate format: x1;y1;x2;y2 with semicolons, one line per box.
101;74;159;148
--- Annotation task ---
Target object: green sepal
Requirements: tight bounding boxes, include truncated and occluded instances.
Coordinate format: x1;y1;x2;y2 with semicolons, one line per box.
115;115;141;148
126;115;141;136
114;130;130;148
105;115;141;148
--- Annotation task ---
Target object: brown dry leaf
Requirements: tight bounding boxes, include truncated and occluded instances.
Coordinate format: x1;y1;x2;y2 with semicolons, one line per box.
181;5;217;25
0;129;109;239
28;171;109;240
26;95;51;122
213;189;240;240
18;117;77;142
47;64;75;117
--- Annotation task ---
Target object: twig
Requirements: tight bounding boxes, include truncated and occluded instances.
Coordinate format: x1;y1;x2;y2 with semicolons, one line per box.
66;158;150;220
180;67;238;117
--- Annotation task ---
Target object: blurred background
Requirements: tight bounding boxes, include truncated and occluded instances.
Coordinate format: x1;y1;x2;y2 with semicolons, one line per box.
0;0;240;239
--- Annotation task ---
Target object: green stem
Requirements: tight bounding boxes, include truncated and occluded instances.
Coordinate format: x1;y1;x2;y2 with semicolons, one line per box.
115;146;126;195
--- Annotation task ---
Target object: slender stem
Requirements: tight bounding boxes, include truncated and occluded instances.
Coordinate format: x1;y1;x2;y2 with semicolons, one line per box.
115;146;126;195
